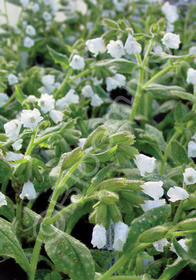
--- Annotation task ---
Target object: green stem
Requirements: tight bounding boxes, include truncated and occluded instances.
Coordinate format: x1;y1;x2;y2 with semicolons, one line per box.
67;68;91;84
29;160;83;279
25;130;36;156
143;38;154;67
142;66;171;90
29;230;44;280
99;254;128;280
173;201;184;225
16;199;23;227
192;84;196;111
160;130;180;175
129;54;144;122
54;68;72;99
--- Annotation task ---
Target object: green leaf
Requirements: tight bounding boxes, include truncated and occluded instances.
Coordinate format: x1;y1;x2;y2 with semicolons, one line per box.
171;141;189;165
145;124;167;151
96;59;138;74
124;205;171;253
0;159;12;185
44;225;95;280
14;85;26;103
102;18;119;29
170;90;196;103
173;218;196;231
158;258;188;280
0;196;15;221
85;145;117;163
0;218;30;274
138;226;168;243
95;178;143;192
84;125;108;149
61;147;84;170
48;47;69;68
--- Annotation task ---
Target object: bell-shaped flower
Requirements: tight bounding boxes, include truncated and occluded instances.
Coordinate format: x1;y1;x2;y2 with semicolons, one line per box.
38;93;55;113
183;167;196;185
107;40;125;59
142;181;164;200
187;68;196;86
161;2;178;24
161;33;180;49
69;55;85;70
0;93;9;107
106;74;126;92
49;110;63;124
124;34;142;55
153;238;169;252
20;108;43;130
134;154;156;177
113;221;129;251
91;224;107;249
19;181;37;200
56;89;79;110
4;119;21;140
12;139;23;151
86;37;105;56
188;140;196;158
167;186;189;202
91;94;103;107
8;73;18;86
0;192;7;207
141;199;166;212
82;85;94;98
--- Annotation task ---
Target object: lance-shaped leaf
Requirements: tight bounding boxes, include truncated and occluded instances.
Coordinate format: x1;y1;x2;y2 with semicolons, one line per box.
95;178;143;192
48;47;69;68
84;125;108;149
0;218;30;274
61;147;84;171
172;218;196;231
137;226;168;243
96;58;138;73
44;225;95;280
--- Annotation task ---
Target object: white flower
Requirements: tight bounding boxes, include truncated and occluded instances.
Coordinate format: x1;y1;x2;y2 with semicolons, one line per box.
183;167;196;185
20;0;29;7
142;181;164;200
106;74;126;91
56;89;79;110
24;37;34;48
113;0;129;11
134;154;156;177
69;55;85;70
41;74;55;94
0;93;9;107
124;34;142;55
0;192;7;207
141;199;166;212
113;221;129;251
91;224;107;249
167;186;189;202
187;68;196;86
161;33;180;49
170;238;189;257
86;38;106;56
25;25;36;36
91;77;103;85
153;238;169;252
161;2;178;24
91;94;103;107
49;110;63;124
154;45;163;56
4;119;21;140
166;22;174;33
107;40;125;59
188;140;196;158
82;85;94;98
12;139;23;151
8;73;18;86
43;11;52;21
5;152;24;167
22;20;27;27
19;181;37;200
189;46;196;63
27;95;37;103
78;138;87;149
32;3;39;12
21;108;43;130
38;93;55;113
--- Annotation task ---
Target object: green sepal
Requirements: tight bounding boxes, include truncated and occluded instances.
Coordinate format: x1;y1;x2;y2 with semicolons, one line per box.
61;147;84;171
137;226;168;243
